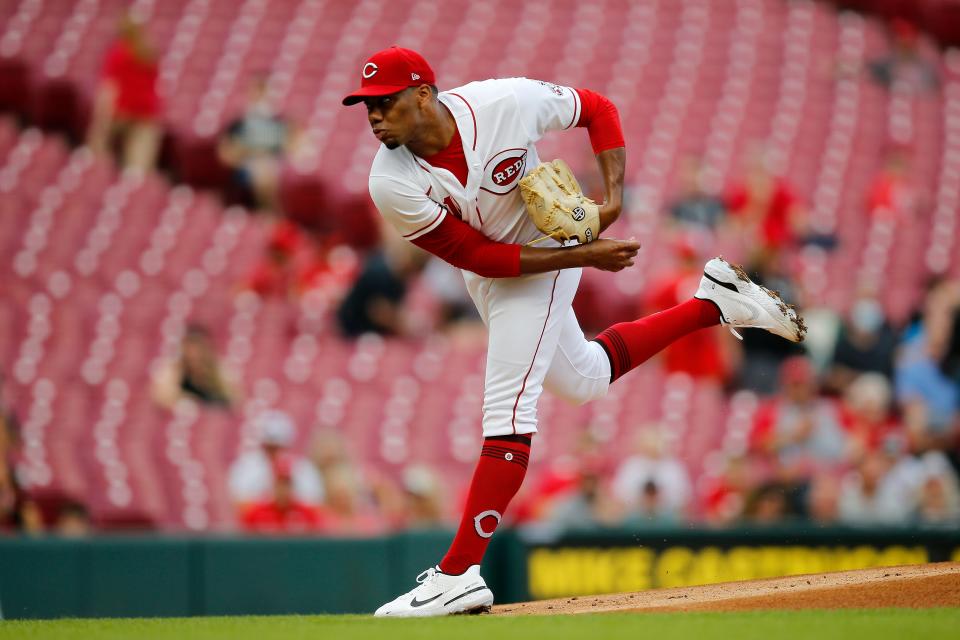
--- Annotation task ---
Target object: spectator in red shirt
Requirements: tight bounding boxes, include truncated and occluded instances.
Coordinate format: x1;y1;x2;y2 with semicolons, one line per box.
643;232;731;382
700;455;757;526
240;220;303;298
319;463;388;536
749;356;847;479
87;15;162;172
240;455;325;534
725;146;805;253
866;147;920;220
841;372;906;460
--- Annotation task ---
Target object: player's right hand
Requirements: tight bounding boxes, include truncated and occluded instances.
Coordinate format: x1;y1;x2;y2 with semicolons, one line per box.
580;238;641;272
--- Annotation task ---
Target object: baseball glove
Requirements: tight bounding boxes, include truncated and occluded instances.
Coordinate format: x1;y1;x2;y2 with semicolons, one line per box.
519;159;600;245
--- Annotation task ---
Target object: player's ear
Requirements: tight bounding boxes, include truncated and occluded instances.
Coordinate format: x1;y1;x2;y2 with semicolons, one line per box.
415;84;433;107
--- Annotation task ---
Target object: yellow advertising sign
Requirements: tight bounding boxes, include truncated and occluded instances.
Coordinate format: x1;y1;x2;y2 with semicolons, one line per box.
528;545;935;599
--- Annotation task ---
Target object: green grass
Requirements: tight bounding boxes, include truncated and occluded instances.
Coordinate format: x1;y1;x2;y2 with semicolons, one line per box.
3;608;959;640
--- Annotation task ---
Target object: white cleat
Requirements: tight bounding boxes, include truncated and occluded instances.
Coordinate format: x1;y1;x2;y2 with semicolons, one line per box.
374;565;494;618
694;257;806;343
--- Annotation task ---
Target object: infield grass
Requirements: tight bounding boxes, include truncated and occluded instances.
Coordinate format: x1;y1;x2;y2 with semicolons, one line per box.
2;608;959;640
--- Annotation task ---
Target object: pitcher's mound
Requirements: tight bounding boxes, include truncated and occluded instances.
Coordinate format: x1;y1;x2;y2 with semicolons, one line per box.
492;562;960;615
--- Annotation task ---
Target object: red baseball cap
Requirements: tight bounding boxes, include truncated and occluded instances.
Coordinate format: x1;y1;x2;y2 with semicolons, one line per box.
342;46;436;106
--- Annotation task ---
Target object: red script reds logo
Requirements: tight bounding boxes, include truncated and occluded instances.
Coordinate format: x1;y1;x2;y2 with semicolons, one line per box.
481;148;528;195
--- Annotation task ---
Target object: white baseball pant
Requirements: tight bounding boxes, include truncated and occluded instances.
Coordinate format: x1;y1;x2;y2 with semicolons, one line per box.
462;268;612;437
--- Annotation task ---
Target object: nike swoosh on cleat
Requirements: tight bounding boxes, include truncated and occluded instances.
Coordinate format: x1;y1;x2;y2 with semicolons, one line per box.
704;272;739;293
444;585;489;607
410;592;446;608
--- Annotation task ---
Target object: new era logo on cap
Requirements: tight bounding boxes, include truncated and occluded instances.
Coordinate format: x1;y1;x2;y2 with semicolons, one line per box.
342;46;436;105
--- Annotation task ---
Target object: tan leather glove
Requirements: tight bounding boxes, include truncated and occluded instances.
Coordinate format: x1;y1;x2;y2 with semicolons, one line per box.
519;159;600;245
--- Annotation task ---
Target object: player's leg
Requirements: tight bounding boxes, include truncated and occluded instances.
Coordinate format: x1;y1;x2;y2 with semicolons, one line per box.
542;307;612;404
374;268;579;617
593;297;722;382
478;267;580;437
596;257;805;382
441;268;578;565
548;257;805;389
123;121;161;173
540;295;719;396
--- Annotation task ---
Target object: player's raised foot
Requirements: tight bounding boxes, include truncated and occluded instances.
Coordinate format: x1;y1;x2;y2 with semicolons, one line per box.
694;257;806;343
373;565;493;618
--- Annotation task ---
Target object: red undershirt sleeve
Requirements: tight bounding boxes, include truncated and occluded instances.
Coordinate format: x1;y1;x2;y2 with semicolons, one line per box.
411;215;521;278
575;88;625;154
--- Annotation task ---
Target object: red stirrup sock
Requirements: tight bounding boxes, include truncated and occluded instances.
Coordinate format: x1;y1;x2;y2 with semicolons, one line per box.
438;434;531;575
594;298;720;382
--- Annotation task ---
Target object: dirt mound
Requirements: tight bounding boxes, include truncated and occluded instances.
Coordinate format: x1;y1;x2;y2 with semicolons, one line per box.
492;562;960;615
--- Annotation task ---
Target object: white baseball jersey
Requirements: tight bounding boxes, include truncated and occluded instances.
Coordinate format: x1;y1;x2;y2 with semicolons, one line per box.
369;77;582;245
367;77;611;437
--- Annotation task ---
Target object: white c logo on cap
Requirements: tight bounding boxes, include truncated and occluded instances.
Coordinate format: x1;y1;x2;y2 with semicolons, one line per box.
362;62;378;79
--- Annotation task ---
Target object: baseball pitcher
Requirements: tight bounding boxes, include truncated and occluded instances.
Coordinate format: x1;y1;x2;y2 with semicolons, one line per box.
342;46;804;617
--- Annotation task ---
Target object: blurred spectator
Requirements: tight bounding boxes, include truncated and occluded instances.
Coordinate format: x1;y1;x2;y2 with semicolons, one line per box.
743;481;794;524
319;463;387;535
310;428;352;482
701;455;756;525
623;480;675;525
218;76;292;211
151;325;239;409
866;148;919;219
668;156;727;231
806;473;842;524
725;145;806;253
842;373;906;459
309;428;422;530
539;465;621;530
228;410;324;509
935;284;960;386
0;414;42;534
915;452;960;525
240;220;303;298
296;243;360;303
826;294;898;393
511;457;582;526
55;500;92;538
241;222;362;309
642;234;732;382
750;357;847;480
867;18;940;94
240;454;325;534
512;432;611;526
895;281;960;456
398;464;447;528
612;429;691;522
337;239;427;338
87;14;161;172
837;449;918;525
